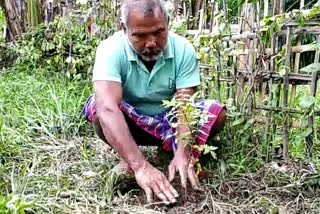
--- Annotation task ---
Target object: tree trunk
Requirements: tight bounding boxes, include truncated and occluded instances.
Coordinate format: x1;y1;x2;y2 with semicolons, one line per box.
0;0;77;41
0;0;28;41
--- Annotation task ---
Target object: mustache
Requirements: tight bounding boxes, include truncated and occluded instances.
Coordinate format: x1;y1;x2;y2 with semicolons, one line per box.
141;48;162;56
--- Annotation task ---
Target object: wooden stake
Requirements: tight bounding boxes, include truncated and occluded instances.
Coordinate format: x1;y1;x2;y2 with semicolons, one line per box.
282;27;292;159
306;70;317;158
306;35;320;158
264;0;269;17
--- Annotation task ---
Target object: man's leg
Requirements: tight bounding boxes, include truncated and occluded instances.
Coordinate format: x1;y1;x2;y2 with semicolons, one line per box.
92;113;163;174
208;108;227;138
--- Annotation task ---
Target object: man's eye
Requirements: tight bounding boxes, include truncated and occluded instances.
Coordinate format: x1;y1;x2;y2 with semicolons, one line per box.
135;34;144;38
154;31;162;36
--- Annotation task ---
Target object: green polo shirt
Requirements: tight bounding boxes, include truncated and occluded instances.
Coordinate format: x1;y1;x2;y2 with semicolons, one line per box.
92;31;200;116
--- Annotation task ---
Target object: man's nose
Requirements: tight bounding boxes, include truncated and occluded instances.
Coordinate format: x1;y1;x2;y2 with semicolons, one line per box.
145;36;156;49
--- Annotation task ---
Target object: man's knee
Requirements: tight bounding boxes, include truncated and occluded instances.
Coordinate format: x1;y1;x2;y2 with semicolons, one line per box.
216;108;227;130
92;116;108;143
210;108;227;137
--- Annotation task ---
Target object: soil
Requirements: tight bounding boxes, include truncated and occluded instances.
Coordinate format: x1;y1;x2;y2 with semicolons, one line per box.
115;159;320;213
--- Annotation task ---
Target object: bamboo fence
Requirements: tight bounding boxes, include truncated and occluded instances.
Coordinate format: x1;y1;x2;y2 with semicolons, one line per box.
187;0;320;159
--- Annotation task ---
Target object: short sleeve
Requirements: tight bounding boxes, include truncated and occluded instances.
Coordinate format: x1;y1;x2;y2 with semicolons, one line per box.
92;36;123;83
176;42;200;89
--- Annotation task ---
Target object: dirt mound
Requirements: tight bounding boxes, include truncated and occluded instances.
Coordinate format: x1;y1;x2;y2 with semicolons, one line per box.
112;160;320;213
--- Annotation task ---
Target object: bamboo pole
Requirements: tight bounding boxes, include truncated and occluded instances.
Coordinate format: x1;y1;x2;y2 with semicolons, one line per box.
209;0;215;33
248;4;255;114
264;0;269;17
289;38;301;107
282;27;292;159
27;0;41;28
198;8;204;34
306;35;320;158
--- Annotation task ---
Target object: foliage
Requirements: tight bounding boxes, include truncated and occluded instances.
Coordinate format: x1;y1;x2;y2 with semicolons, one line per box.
163;93;218;161
0;0;320;212
0;13;104;79
0;194;37;214
0;69;96;212
169;18;188;35
260;3;320;48
0;7;4;43
220;0;239;23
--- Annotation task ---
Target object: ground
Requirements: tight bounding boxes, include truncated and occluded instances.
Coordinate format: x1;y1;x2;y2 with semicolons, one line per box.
1;70;320;213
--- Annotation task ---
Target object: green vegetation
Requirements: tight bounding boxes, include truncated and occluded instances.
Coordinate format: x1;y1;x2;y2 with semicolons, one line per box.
1;0;320;213
1;14;101;79
0;7;5;43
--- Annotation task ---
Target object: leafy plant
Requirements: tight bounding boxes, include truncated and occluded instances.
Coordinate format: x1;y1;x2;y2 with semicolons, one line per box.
163;93;218;165
0;194;37;214
1;12;105;79
0;7;5;43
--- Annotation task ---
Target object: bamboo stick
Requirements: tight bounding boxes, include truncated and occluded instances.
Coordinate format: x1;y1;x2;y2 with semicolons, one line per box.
289;38;301;107
306;70;317;158
306;35;320;158
209;0;215;33
264;0;269;17
198;8;204;34
256;116;302;128
282;27;292;159
315;36;320;63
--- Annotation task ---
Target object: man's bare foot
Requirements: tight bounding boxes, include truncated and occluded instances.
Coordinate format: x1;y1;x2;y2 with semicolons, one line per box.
111;158;134;176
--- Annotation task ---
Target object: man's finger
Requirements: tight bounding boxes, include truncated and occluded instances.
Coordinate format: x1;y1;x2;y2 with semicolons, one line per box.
188;168;200;189
152;184;169;203
158;181;176;203
168;164;176;182
179;166;188;188
144;186;153;203
164;179;179;198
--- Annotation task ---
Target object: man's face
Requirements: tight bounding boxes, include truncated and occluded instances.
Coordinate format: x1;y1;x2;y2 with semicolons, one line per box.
124;8;169;62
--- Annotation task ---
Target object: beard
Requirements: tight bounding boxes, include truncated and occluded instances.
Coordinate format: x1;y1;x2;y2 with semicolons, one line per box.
139;48;163;62
126;33;164;62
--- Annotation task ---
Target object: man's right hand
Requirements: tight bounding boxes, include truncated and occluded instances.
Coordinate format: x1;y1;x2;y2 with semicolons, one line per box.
134;161;179;204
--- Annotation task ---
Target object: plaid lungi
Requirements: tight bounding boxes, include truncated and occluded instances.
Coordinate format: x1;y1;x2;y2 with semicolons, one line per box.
82;94;224;166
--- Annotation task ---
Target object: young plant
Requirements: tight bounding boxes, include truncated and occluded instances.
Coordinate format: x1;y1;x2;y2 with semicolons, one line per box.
163;92;218;171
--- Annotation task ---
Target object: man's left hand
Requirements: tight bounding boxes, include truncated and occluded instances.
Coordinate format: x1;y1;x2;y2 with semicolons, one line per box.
168;145;200;189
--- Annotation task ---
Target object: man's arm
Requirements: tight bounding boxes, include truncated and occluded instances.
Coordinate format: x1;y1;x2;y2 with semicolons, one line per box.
94;81;178;203
94;81;145;171
168;87;200;189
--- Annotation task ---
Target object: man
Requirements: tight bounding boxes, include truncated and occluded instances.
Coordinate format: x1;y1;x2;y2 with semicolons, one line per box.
82;0;226;204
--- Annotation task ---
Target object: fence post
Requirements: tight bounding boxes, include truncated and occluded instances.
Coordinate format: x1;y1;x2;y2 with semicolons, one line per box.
282;26;292;159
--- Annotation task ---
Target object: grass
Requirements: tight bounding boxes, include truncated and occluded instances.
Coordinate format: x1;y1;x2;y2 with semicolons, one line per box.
1;68;320;213
0;69;116;213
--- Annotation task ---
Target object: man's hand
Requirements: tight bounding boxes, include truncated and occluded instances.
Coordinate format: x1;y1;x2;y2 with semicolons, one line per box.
168;145;200;189
134;161;179;204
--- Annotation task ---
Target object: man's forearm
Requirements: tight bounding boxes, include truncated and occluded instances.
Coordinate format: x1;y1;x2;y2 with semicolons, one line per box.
98;108;147;171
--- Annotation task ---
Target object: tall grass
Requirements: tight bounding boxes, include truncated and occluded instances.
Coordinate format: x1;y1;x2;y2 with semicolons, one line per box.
0;69;131;213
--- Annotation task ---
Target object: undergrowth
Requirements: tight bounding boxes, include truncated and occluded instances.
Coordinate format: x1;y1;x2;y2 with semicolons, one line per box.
1;68;320;213
1;2;320;213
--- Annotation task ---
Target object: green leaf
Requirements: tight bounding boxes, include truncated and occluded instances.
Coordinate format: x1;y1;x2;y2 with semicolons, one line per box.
244;118;255;130
238;0;246;6
300;96;315;108
296;13;305;27
274;19;280;33
301;128;313;137
300;63;320;73
210;151;217;159
232;118;245;126
279;65;286;76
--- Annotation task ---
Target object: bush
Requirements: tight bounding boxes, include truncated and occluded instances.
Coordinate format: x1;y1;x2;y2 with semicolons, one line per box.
1;13;106;79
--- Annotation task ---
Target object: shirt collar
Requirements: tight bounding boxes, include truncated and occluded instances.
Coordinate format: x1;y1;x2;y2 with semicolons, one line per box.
123;31;174;62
